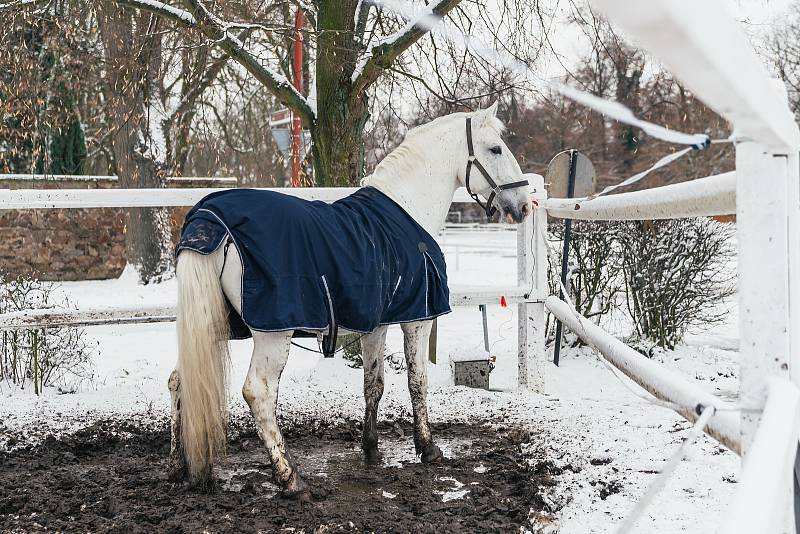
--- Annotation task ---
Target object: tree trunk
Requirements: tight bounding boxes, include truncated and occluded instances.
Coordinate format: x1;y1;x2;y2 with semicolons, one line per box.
312;1;369;186
99;7;172;284
613;63;643;174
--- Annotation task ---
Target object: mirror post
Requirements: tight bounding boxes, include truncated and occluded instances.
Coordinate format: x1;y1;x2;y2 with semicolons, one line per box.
553;150;578;366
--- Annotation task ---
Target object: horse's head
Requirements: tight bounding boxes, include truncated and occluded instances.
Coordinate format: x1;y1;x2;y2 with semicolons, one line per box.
456;103;530;223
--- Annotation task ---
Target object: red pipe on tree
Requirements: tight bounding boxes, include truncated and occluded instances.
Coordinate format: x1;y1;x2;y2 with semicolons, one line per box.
291;8;304;187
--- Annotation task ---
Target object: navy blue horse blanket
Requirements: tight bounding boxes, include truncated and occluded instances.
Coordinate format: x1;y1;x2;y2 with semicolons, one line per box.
176;186;450;339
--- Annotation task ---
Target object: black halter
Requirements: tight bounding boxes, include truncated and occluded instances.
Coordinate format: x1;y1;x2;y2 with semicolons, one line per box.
465;117;529;218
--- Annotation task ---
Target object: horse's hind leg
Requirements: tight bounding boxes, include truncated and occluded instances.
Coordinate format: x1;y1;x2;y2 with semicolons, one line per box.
167;368;186;480
361;326;388;463
401;320;443;463
242;331;310;499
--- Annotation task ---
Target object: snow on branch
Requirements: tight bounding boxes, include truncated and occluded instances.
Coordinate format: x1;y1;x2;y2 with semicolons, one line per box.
178;0;314;123
0;0;48;11
116;0;197;26
351;0;462;95
117;0;314;123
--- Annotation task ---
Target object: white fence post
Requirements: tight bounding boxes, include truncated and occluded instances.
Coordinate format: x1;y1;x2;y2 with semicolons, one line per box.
788;148;800;394
518;175;547;392
737;139;794;453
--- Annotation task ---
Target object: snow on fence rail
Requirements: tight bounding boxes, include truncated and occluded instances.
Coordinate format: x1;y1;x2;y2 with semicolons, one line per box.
542;171;736;221
0;174;237;185
546;296;741;454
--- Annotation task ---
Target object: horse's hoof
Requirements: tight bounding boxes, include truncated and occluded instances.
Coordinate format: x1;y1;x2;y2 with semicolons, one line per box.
363;447;382;465
282;487;313;502
189;473;217;493
420;443;443;464
167;464;187;483
282;470;311;501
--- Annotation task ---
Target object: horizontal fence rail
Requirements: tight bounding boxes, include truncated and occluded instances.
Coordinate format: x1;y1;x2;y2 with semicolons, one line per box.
546;296;741;454
542;172;736;221
0;288;546;331
0;174;237;185
0;186;475;209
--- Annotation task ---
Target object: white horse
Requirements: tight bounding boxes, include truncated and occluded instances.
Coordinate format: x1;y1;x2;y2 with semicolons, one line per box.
167;103;530;499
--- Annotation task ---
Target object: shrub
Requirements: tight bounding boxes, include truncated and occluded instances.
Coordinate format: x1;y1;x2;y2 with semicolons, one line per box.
0;276;97;394
618;218;736;351
546;217;736;353
546;221;625;343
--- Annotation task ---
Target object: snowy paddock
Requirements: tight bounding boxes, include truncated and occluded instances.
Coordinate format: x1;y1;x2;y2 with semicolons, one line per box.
0;227;739;533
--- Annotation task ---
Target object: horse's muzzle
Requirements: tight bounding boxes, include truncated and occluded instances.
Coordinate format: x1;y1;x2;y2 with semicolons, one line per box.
502;201;530;224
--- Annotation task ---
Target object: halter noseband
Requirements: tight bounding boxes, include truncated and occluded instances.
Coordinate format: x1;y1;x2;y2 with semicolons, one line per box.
465;117;529;218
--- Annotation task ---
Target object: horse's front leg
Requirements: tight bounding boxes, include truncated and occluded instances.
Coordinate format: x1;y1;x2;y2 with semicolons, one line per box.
242;331;310;500
401;320;443;463
361;326;388;463
167;368;187;481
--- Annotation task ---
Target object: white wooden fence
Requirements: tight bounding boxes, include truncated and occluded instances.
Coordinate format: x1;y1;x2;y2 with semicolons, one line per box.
541;0;800;532
0;177;549;393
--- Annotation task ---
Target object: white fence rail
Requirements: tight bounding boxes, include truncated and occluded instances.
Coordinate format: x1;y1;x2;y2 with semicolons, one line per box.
0;285;547;331
546;296;741;453
0;186;475;209
0;174;237;185
542;171;735;221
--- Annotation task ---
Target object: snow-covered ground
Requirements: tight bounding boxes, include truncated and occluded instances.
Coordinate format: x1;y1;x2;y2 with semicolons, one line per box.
0;226;740;533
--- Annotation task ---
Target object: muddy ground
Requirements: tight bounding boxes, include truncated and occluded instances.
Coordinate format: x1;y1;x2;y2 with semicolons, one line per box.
0;417;564;533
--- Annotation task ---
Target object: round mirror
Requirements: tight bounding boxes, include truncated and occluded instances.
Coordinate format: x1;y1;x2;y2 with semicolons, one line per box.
545;149;596;199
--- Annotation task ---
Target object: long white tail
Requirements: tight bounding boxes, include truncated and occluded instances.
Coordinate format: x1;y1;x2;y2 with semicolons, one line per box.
176;250;230;483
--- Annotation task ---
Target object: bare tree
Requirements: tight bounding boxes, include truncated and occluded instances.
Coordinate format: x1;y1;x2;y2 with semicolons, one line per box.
505;7;733;192
3;0;549;283
767;1;800;119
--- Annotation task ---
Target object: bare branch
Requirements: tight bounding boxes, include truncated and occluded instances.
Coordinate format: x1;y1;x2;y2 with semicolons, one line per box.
0;0;48;11
351;0;462;98
116;0;314;123
115;0;197;27
180;0;313;123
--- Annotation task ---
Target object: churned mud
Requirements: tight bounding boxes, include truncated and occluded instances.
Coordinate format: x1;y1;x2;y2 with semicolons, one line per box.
0;418;561;533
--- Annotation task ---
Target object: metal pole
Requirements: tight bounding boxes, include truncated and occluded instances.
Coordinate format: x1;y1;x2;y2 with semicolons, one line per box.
480;304;489;353
291;8;304;187
553;149;577;366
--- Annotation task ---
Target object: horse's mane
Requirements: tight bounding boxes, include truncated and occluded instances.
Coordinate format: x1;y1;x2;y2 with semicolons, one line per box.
365;111;505;185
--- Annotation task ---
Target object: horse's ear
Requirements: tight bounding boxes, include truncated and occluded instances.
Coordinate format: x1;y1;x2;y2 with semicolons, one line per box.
485;101;499;117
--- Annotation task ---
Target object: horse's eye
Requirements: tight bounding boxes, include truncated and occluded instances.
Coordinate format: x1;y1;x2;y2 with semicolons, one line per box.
489;146;502;155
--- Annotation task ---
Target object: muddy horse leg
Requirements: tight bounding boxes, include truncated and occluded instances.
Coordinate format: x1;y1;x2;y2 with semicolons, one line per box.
167;368;187;480
242;331;309;499
361;326;388;463
401;320;443;463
